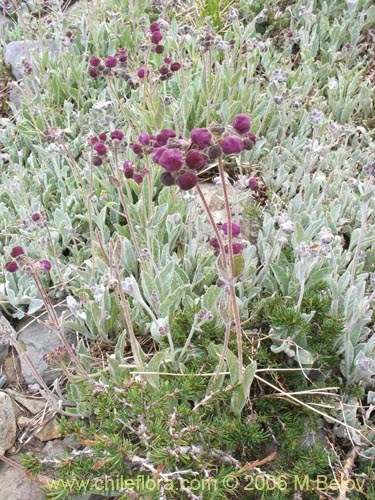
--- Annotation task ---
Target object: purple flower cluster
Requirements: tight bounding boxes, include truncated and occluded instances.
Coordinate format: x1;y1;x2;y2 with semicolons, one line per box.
123;160;148;184
90;130;126;166
5;246;51;274
88;21;182;88
88;48;129;79
152;114;255;190
210;222;244;255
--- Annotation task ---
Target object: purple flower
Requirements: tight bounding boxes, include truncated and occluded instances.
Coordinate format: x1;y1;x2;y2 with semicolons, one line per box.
160;172;175;186
130;143;142;155
5;262;18;272
155;129;176;147
222;222;241;237
177;171;198;190
89;68;99;78
94;142;107;155
210;238;220;249
222;136;244;154
151;31;163;44
39;260;52;271
185;149;206;170
99;132;107;141
105;56;117;68
149;22;160;32
190;128;212;149
243;133;256;150
31;212;41;222
11;246;25;258
89;56;101;67
158;149;183;172
110;130;124;141
138;133;150;145
92;156;103;166
155;45;164;54
137;67;150;79
164;56;172;64
248;177;258;190
159;65;169;75
133;174;144;184
170;62;181;71
152;147;166;163
232;114;251;135
225;243;243;255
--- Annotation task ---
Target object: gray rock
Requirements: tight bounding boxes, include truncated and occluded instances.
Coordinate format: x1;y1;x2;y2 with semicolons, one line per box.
0;391;17;455
0;461;45;500
17;308;75;385
4;39;60;80
5;388;47;414
0;313;12;364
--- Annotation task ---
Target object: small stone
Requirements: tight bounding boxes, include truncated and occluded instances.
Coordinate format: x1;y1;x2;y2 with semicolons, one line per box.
34;417;62;442
5;389;47;415
3;351;24;387
17;415;32;427
0;391;17;455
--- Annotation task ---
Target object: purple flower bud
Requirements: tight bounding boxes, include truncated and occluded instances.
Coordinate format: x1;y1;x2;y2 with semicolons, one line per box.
177;171;198;190
185;149;206;170
222;136;244;154
5;261;18;272
152;147;166;163
39;260;51;271
137;67;149;78
31;212;41;222
190;128;212;149
232;114;251;135
155;45;164;54
243;133;256;150
164;56;172;64
159;65;169;75
89;68;99;78
11;246;25;258
155;129;176;147
222;222;241;237
90;136;99;145
151;31;163;44
92;156;103;166
105;56;117;68
124;167;134;179
133;174;144;184
89;56;101;67
225;243;243;255
210;238;220;249
110;130;124;141
208;145;222;160
160;172;175;186
248;177;258;190
94;142;107;155
130;143;142;155
170;62;181;71
138;133;150;145
99;132;107;141
149;22;160;32
159;149;183;172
